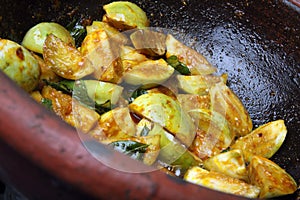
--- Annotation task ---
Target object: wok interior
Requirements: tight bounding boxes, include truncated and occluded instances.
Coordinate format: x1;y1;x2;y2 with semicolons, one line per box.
0;0;299;198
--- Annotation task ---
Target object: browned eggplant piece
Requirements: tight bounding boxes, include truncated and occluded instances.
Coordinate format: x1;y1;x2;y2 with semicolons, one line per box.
249;156;297;198
129;92;196;147
130;29;166;57
43;34;94;80
203;149;248;181
184;166;260;198
102;1;149;30
41;86;99;133
123;59;174;86
231;120;287;162
188;109;234;159
165;34;216;75
22;22;75;54
0;39;40;92
210;82;253;137
80;29;124;83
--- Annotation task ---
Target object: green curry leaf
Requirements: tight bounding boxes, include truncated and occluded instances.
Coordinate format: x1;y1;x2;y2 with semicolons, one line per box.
41;98;53;110
66;18;87;47
129;88;148;103
43;79;75;94
44;79;111;115
166;55;191;75
109;140;149;161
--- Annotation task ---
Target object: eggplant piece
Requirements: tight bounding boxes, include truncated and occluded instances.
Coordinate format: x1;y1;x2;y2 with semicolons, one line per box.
231;120;287;162
136;118;199;167
138;135;161;165
129;92;196;146
210;82;253;136
95;107;136;141
30;90;44;103
165;34;216;75
86;21;128;45
148;122;201;170
249;156;297;198
0;39;40;92
203;149;248;181
80;29;123;83
41;86;99;133
102;1;149;30
130;29;166;57
184;166;260;198
92;116;160;165
43;34;94;80
32;54;60;84
120;45;149;72
177;74;227;95
177;94;211;114
83;80;123;106
188;109;233;159
22;22;75;54
123;59;174;86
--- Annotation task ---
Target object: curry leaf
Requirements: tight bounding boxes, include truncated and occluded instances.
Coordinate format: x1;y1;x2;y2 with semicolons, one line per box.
41;98;53;110
66;18;87;47
109;140;149;161
44;79;111;115
166;55;191;75
43;79;75;94
94;100;111;115
73;80;111;115
129;88;148;103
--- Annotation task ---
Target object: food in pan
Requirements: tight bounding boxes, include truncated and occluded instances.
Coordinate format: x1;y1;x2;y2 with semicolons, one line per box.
0;1;297;198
